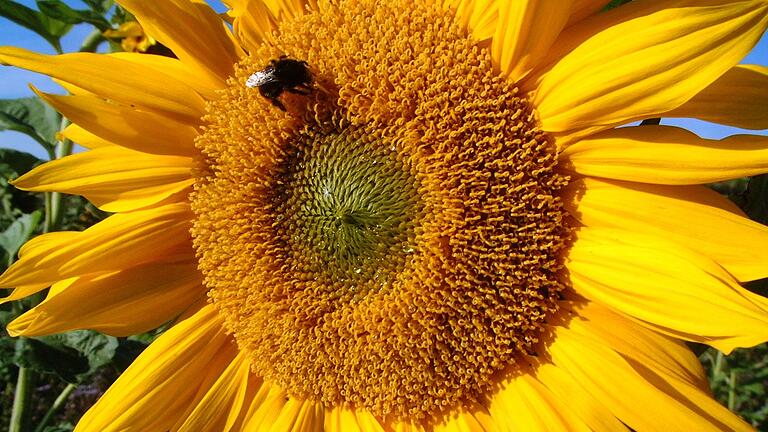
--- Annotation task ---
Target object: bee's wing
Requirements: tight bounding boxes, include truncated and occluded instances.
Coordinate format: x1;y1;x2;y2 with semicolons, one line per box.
246;70;278;88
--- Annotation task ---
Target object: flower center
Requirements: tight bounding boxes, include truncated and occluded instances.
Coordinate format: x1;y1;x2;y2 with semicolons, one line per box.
191;0;571;422
272;123;423;290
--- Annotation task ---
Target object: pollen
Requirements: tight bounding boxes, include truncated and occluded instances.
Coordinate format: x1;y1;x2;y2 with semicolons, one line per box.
190;0;571;422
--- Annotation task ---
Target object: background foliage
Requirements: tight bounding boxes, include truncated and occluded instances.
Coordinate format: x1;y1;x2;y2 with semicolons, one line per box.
0;0;766;431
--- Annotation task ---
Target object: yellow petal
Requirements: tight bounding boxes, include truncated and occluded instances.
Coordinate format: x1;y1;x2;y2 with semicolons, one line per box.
270;399;307;431
391;421;427;432
75;305;236;432
534;363;626;432
7;260;204;337
109;52;223;102
433;405;498;432
5;235;80;303
562;126;768;185
220;376;266;432
269;398;325;432
1;239;77;303
492;0;574;82
0;47;206;122
242;384;290;430
0;203;192;287
354;410;387;432
446;0;498;42
222;0;248;16
0;283;50;305
234;0;316;50
667;64;768;130
36;91;198;157
52;78;94;97
60;124;113;149
531;0;768;134
567;301;708;391
636;368;752;432
262;0;316;19
233;0;279;50
565;177;768;281
117;0;243;86
13;146;193;212
567;227;768;353
240;381;278;428
172;339;248;430
324;406;372;432
17;231;78;258
175;352;263;432
550;326;729;431
488;377;541;432
488;371;590;432
569;304;753;431
566;0;610;26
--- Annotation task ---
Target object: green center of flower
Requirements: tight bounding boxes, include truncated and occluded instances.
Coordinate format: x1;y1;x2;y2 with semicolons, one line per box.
272;126;421;286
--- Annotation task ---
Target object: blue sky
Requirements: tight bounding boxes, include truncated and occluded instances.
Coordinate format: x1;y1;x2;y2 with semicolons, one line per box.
0;1;766;159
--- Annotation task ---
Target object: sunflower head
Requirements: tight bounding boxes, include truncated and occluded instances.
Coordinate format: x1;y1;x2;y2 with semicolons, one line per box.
191;0;571;420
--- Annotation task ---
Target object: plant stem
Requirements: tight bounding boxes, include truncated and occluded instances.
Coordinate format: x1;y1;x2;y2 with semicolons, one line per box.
9;367;34;432
46;118;73;233
33;383;77;432
79;28;105;53
28;133;57;159
728;369;738;411
712;351;725;383
43;191;52;233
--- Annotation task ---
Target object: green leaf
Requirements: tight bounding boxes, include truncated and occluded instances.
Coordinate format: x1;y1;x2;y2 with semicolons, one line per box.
15;330;118;383
0;211;41;267
0;98;61;152
14;337;89;383
110;5;133;26
0;148;42;179
0;149;44;232
55;330;119;371
36;0;110;31
82;0;110;13
0;312;17;376
0;1;71;53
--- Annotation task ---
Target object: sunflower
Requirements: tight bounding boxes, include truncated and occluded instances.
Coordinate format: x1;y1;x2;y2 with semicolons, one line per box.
2;0;768;430
103;21;158;53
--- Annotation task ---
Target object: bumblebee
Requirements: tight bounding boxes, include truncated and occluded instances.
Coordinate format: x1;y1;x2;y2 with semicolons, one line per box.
246;55;313;111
